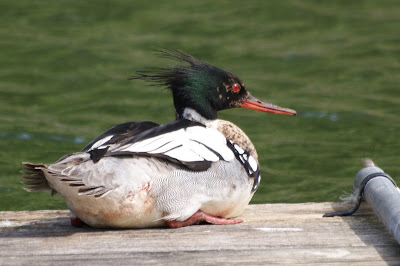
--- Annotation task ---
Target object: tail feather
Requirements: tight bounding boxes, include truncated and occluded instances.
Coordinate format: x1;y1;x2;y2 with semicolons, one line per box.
21;162;56;194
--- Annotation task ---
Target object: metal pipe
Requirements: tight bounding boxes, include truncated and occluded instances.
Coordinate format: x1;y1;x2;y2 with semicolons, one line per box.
324;159;400;245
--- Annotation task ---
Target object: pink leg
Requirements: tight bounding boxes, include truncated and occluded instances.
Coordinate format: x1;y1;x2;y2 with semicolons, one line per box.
165;210;243;228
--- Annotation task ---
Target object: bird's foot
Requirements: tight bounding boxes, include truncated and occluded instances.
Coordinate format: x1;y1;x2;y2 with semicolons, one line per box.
165;210;243;228
69;210;86;227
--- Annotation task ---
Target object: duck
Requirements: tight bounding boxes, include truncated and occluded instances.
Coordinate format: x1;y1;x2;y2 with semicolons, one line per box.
22;50;296;228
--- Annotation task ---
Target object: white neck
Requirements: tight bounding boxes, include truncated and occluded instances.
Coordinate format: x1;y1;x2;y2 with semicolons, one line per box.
182;108;217;128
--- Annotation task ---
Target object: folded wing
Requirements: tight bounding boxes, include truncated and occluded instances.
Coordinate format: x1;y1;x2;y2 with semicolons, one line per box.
106;120;235;171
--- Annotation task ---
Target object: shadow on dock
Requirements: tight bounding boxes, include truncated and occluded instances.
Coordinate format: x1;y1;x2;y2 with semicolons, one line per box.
326;202;400;264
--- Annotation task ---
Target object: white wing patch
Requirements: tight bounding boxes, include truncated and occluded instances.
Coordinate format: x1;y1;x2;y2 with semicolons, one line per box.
234;144;245;155
248;156;258;173
114;126;234;163
88;135;113;151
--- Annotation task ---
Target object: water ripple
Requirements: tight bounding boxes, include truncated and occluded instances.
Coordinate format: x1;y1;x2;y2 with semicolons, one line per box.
1;131;86;144
298;111;339;122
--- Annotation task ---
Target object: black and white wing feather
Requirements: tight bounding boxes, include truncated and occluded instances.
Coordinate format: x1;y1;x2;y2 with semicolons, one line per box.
82;121;159;152
107;120;235;171
228;141;261;192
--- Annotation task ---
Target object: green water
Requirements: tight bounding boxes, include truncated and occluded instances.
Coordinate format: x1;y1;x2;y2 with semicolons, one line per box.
1;1;400;211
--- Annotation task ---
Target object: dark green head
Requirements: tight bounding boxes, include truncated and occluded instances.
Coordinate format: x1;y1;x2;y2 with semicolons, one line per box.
132;50;296;120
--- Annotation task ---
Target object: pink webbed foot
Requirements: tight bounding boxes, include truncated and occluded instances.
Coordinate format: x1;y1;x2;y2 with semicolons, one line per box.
165;210;243;228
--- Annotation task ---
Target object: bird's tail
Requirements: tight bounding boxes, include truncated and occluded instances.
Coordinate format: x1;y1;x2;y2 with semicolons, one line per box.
21;162;56;195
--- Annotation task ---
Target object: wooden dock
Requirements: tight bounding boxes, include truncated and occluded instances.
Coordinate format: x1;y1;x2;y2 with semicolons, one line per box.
1;202;399;265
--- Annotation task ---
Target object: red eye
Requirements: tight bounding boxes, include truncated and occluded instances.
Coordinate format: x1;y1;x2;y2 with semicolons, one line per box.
232;83;240;92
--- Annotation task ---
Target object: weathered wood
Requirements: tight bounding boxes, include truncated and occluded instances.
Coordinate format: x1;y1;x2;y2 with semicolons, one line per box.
1;203;399;265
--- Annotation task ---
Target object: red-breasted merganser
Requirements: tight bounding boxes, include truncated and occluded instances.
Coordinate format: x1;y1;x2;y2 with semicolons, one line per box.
22;50;296;228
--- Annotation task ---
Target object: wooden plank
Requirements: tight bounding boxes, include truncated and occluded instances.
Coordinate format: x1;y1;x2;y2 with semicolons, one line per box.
1;203;399;265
